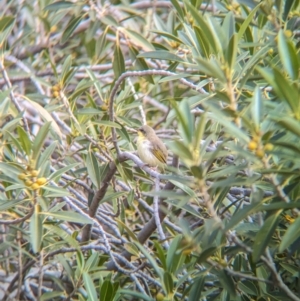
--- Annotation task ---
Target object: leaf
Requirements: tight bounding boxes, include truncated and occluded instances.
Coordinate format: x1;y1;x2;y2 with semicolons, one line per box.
0;16;15;32
17;126;32;156
188;276;205;301
86;150;101;189
170;0;185;21
113;36;125;80
61;15;83;43
92;120;122;128
37;141;58;168
30;204;43;253
83;272;98;301
0;198;27;211
42;186;70;197
117;290;155;301
48;163;80;181
84;252;99;272
115;219;138;242
251;87;263;130
41;211;93;224
23;97;62;140
224;201;264;232
166;235;185;273
237;3;261;41
45;224;79;248
44;1;74;11
279;216;300;252
124;29;154;52
183;0;218;54
238;280;258;296
100;280;114;301
252;210;281;262
172;99;194;144
138;50;185;63
225;33;237;71
32;122;51;160
163;271;174;295
278;30;299;81
222;11;235;43
195;57;226;82
216;269;236;296
257;67;299;116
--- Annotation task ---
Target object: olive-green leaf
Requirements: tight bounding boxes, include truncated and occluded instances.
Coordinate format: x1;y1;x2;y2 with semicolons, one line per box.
83;272;98;301
30;204;43;253
278;30;299;81
61;15;82;43
252;210;281;262
279;216;300;252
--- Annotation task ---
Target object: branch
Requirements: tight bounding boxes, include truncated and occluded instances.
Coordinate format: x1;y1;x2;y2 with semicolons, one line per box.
106;155;179;270
81;161;118;242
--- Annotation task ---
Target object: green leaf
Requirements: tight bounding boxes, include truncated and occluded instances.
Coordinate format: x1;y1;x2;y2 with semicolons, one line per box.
41;211;93;224
271;116;300;137
0;16;15;32
195;57;226;82
237;4;261;41
92;120;122;128
188;276;205;301
216;269;236;296
86;150;101;189
172;99;194;144
166;235;185;273
0;198;27;211
279;216;300;252
48;163;79;181
32;122;51;161
40;291;64;301
83;272;98;301
251;87;263;130
163;271;174;295
84;252;99;272
252;210;281;262
44;1;74;11
170;0;185;21
208;106;250;143
42;186;70;197
117;289;155;301
138;50;185;63
238;280;258;296
224;201;264;232
222;11;235;43
193;26;210;58
23;98;62;140
257;67;299;116
37;141;58;168
100;280;114;301
225;33;237;71
45;224;79;248
278;30;299;81
124;29;154;52
154;241;167;270
17;126;32;156
183;0;218;54
30;204;43;253
151;30;183;45
113;38;125;80
61;15;83;43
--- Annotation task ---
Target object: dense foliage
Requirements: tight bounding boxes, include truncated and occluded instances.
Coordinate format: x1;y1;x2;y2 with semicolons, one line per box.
0;0;300;300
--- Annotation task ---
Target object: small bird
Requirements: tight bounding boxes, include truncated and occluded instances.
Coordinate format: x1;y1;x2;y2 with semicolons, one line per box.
137;125;168;169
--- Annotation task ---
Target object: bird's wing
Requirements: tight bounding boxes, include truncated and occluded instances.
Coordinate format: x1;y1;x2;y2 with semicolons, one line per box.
151;145;167;164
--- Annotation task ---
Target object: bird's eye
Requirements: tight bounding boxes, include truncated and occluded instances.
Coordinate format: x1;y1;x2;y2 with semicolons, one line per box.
139;128;145;133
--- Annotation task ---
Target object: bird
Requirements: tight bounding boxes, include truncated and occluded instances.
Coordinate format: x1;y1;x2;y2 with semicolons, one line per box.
136;125;168;169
